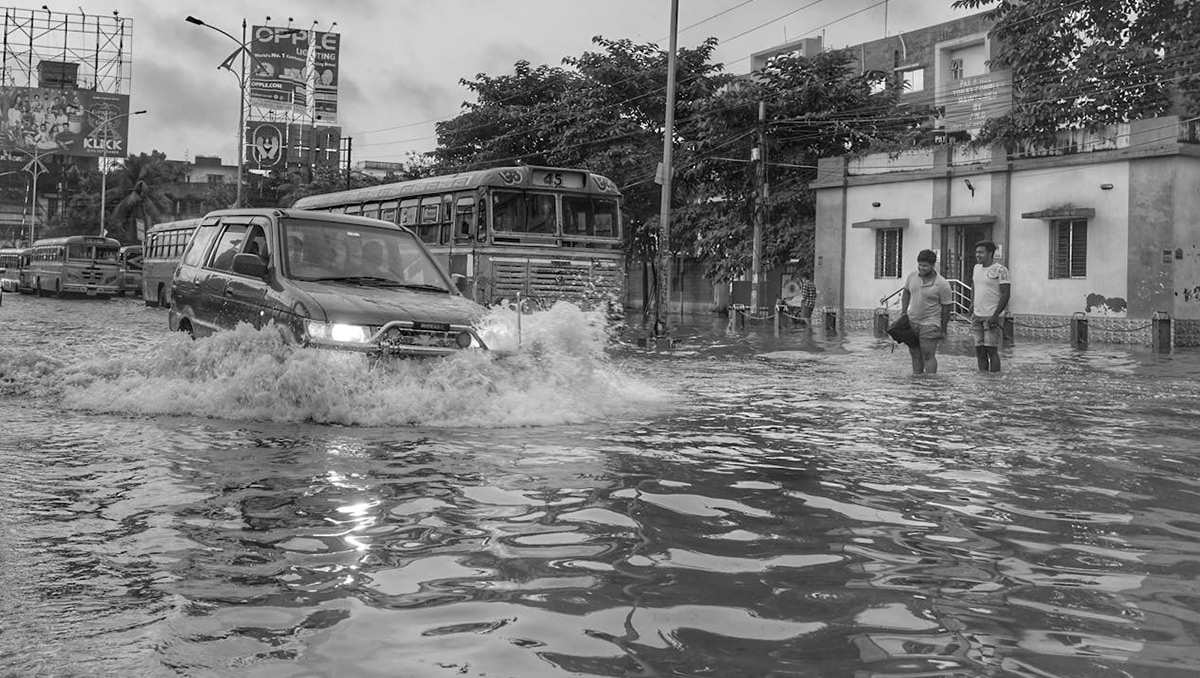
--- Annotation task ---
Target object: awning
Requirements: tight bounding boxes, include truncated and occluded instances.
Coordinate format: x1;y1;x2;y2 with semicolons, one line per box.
1021;207;1095;220
924;214;996;225
851;218;909;229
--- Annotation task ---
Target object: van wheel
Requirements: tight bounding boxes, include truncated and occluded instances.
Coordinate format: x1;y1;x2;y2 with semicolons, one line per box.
179;318;196;340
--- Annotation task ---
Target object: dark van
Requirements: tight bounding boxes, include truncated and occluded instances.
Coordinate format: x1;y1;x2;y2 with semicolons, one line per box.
168;208;490;357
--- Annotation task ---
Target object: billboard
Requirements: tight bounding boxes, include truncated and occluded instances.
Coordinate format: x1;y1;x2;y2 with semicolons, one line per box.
244;121;341;170
0;86;131;158
313;31;340;125
249;26;308;115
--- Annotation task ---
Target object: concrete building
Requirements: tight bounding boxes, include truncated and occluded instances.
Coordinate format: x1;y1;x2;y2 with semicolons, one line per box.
810;15;1200;345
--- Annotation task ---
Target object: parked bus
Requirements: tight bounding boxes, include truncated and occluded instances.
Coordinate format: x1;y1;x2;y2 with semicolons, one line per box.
0;247;23;292
26;235;121;297
291;166;625;311
142;218;200;307
117;245;144;297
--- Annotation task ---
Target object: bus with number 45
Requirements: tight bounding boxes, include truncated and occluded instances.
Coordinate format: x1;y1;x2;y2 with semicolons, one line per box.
291;165;625;313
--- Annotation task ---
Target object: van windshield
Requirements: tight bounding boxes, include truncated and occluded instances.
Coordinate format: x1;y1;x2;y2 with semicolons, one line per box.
282;218;450;291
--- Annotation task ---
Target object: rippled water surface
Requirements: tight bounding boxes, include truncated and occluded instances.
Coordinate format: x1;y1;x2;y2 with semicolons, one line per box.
2;293;1200;678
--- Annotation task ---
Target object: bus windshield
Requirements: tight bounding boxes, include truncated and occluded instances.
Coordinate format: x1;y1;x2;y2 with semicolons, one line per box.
283;219;450;291
67;244;119;262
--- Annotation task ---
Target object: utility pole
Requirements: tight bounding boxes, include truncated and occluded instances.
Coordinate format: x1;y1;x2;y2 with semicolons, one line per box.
344;136;353;190
751;100;767;310
654;0;679;340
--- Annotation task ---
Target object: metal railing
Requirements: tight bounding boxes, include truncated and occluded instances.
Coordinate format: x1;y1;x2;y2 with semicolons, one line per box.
879;278;972;318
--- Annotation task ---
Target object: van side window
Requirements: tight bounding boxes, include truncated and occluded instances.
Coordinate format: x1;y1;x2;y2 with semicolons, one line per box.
245;219;270;262
207;224;249;271
182;222;222;267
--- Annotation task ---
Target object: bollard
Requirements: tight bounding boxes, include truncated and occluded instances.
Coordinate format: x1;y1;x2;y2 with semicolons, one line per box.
824;306;838;335
1070;311;1088;350
733;305;746;330
1002;311;1015;346
1151;310;1172;354
873;308;890;338
774;303;782;336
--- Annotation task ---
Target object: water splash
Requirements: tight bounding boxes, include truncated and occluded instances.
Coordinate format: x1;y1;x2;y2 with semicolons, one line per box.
0;302;666;427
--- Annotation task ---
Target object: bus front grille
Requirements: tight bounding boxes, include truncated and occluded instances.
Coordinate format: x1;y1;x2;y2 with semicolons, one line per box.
490;259;622;304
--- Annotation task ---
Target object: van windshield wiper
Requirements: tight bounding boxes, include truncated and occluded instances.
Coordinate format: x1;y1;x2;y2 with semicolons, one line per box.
304;275;401;286
394;282;449;293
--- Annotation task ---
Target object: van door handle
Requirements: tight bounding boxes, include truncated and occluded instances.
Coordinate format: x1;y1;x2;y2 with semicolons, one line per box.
224;288;234;296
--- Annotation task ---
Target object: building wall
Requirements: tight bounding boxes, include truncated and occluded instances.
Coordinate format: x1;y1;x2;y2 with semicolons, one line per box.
843;179;934;310
1011;160;1130;316
814;158;847;316
1171;155;1200;320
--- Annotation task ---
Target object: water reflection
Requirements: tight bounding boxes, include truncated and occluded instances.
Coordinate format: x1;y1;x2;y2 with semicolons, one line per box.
2;295;1200;676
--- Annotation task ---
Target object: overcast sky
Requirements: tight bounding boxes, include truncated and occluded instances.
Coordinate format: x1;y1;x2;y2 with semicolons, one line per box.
23;0;977;166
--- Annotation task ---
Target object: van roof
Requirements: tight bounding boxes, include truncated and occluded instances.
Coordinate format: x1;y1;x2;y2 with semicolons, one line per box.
200;208;407;232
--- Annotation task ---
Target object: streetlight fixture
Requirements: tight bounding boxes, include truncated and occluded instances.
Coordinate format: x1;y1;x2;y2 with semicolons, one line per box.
186;15;249;208
98;109;147;238
12;146;59;246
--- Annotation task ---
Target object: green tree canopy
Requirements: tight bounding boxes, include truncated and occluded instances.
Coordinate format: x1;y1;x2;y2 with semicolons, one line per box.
673;48;929;281
953;0;1200;148
430;36;931;283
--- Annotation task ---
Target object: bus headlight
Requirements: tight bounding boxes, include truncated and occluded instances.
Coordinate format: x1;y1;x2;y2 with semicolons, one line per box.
306;320;374;344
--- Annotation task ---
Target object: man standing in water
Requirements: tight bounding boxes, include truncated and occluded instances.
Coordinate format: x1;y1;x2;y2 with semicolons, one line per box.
900;249;952;374
970;240;1011;372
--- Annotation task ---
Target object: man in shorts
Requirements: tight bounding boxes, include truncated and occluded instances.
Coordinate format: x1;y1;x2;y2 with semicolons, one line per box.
900;249;953;374
970;240;1011;372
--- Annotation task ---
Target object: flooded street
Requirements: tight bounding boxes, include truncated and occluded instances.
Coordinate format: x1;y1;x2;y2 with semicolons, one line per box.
2;293;1200;678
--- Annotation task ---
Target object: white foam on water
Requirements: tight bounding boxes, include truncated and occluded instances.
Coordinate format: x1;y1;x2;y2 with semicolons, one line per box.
1;302;667;427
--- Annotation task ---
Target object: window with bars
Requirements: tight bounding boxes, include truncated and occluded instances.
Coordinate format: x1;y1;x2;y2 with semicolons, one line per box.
1050;219;1087;278
875;228;903;278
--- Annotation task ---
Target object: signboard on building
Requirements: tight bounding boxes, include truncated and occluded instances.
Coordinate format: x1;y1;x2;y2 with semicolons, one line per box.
0;86;131;158
939;71;1013;133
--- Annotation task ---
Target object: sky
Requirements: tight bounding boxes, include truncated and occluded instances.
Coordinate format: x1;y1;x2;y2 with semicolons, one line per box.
16;0;979;166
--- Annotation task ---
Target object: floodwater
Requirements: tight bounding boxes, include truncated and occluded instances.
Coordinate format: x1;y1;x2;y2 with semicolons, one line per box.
1;293;1199;678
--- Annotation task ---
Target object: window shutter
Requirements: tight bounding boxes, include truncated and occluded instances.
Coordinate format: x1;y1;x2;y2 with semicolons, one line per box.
1070;221;1087;277
1052;221;1071;278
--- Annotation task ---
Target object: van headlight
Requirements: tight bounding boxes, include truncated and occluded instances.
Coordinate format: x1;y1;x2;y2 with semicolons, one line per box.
305;320;374;344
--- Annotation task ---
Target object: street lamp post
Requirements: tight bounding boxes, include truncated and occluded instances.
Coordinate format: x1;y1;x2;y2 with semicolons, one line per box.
98;109;147;238
186;15;248;208
13;146;59;246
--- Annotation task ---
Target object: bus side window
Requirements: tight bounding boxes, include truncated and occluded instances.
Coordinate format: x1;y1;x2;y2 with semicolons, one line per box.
455;197;474;240
399;199;419;230
418;197;440;244
380;201;398;224
441;194;453;244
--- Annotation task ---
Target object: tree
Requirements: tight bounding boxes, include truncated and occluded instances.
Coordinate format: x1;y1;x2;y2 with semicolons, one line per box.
432;37;734;266
952;0;1200;148
105;151;183;243
675;49;929;282
277;162;384;207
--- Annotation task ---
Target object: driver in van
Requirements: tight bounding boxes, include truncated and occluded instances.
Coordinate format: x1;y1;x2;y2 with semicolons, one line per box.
360;239;391;279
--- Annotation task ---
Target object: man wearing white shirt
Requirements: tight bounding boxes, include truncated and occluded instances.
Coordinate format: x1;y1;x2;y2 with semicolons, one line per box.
970;240;1011;372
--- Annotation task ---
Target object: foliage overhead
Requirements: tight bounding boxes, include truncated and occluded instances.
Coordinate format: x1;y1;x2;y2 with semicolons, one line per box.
675;49;926;281
432;36;928;282
952;0;1200;148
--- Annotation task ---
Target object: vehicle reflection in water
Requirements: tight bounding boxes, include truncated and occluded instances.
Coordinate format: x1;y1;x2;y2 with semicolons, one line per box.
1;292;1199;677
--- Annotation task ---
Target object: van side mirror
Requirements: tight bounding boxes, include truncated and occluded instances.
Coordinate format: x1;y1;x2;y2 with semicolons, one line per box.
232;252;269;278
